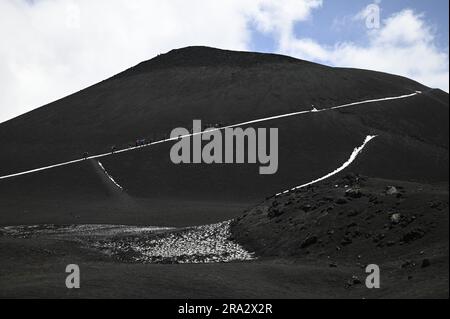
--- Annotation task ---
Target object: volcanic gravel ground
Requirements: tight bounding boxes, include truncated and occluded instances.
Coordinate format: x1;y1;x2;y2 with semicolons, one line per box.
0;221;255;264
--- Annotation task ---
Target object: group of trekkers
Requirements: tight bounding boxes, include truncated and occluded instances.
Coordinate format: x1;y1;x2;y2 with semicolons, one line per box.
203;123;225;130
110;138;150;154
135;138;147;147
82;137;154;159
82;122;227;160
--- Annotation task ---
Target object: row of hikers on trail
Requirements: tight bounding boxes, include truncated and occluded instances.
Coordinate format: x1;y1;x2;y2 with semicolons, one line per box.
81;122;228;159
82;138;150;159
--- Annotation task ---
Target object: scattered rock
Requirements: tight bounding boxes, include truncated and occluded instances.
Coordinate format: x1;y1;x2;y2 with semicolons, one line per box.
300;203;316;212
345;188;363;199
300;235;318;249
369;195;383;205
343;173;364;186
351;276;362;285
386;241;396;247
386;186;399;195
347;209;360;217
347;275;362;287
335;198;348;205
93;221;255;264
373;233;385;242
268;207;283;218
329;262;338;268
401;260;416;269
421;259;431;268
429;201;443;210
341;236;352;246
402;229;426;244
390;213;402;224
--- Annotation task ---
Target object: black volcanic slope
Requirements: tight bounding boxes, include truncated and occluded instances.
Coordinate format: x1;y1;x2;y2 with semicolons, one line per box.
0;46;448;226
230;175;449;298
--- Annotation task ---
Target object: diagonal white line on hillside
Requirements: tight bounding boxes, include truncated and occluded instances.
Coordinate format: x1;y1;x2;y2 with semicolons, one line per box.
0;91;420;180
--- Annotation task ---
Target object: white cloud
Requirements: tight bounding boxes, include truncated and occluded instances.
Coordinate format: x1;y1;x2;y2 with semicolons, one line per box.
0;0;321;123
0;1;447;123
278;8;449;92
250;0;322;34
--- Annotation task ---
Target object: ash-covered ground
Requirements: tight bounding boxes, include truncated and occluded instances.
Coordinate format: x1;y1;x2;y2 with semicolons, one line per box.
0;221;255;265
231;174;449;295
0;175;447;298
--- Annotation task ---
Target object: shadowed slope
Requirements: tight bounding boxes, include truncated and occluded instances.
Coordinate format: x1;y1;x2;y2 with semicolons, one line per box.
0;46;433;175
0;46;448;226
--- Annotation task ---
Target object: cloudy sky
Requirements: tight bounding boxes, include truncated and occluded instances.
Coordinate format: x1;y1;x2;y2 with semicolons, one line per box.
0;0;448;123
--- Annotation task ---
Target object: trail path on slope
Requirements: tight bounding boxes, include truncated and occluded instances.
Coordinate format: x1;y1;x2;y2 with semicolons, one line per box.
275;135;377;196
0;91;421;181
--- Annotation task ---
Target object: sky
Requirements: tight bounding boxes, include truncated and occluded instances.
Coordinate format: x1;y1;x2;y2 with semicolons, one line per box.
0;0;448;124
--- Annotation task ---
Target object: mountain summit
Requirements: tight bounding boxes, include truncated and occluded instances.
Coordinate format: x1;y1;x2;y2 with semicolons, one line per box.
117;46;303;77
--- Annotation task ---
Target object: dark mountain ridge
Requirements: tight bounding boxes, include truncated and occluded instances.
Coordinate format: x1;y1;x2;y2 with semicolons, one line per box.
0;46;448;226
114;46;306;78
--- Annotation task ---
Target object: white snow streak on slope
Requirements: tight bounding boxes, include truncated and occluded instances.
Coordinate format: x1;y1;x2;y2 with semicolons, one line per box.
0;92;419;180
275;135;377;196
97;160;123;190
